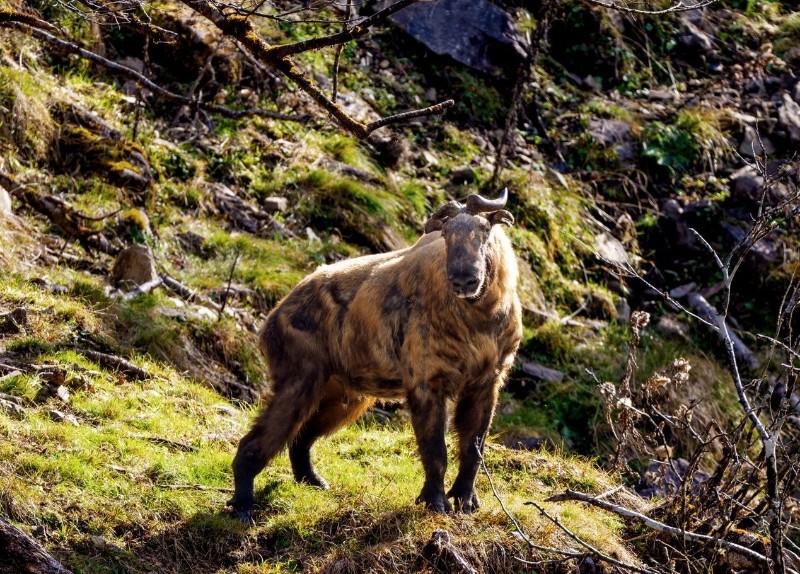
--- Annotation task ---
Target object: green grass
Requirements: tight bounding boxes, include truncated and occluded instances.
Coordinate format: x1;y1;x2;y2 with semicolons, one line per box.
0;371;640;573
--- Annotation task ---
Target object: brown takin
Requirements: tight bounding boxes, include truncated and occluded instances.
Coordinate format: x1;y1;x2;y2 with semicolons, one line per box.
228;189;523;523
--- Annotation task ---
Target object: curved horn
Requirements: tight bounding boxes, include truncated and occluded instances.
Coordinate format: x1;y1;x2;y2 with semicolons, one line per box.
465;187;509;214
424;200;462;233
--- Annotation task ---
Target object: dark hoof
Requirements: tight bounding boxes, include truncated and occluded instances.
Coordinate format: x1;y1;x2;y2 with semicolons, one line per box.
295;472;330;490
447;487;480;514
231;508;255;526
227;496;255;526
416;490;453;513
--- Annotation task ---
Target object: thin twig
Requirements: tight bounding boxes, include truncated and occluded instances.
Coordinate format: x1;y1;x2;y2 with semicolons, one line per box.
584;0;717;15
218;248;241;320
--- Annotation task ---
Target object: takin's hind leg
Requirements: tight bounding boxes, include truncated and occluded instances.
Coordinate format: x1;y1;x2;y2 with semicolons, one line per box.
290;386;374;489
228;377;325;524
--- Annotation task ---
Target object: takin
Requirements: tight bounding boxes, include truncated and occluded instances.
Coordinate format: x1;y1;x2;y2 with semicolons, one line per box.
228;189;523;523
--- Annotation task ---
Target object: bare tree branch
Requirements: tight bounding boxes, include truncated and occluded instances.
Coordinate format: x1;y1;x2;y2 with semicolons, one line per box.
583;0;718;15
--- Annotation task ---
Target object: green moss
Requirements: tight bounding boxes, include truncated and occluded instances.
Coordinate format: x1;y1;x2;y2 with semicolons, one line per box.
295;170;417;249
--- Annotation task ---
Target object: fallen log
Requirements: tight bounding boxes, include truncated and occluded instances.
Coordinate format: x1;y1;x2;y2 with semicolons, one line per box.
685;292;760;371
81;350;151;381
0;516;73;574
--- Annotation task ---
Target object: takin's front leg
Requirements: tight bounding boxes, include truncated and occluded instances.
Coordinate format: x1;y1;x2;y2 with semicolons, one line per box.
447;382;500;514
407;384;452;513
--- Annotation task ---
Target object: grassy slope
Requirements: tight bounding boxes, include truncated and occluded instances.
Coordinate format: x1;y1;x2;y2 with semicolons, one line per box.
0;263;645;574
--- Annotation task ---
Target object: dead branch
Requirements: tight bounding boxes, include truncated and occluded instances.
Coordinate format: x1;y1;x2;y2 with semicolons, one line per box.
160;272;223;312
81;350;151;381
420;529;478;574
477;443;654;573
158;483;235;492
141;436;197;452
71;0;178;42
0;7;60;33
175;0;451;137
0;516;73;574
364;100;454;133
546;489;789;571
254;0;422;61
330;0;351;103
525;498;658;574
121;277;163;301
13;186;116;254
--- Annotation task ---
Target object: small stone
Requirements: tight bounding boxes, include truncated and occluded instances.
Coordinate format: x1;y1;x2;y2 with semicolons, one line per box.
504;435;556;452
118;208;152;242
0;398;24;419
215;404;239;417
379;59;390;69
615;298;631;324
656;315;691;340
730;169;764;205
520;360;564;382
545;166;570;190
582;75;602;92
778;92;800;143
262;196;289;213
0;185;11;216
595;232;630;266
48;409;79;426
424;87;437;102
421;150;438;165
55;386;71;404
111;245;158;289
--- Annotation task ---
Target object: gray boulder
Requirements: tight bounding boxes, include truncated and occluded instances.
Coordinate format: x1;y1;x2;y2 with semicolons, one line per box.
380;0;527;76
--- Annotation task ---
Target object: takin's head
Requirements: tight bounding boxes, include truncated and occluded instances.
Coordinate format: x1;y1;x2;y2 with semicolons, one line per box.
424;188;514;300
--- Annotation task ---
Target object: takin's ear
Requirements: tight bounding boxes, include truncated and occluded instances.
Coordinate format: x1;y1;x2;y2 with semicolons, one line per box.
488;209;514;227
424;217;447;233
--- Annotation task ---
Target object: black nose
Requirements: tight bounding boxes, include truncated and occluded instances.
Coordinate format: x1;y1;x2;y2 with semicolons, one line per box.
448;274;479;293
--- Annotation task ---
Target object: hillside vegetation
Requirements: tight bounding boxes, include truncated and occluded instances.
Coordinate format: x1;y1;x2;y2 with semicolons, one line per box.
1;0;800;572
